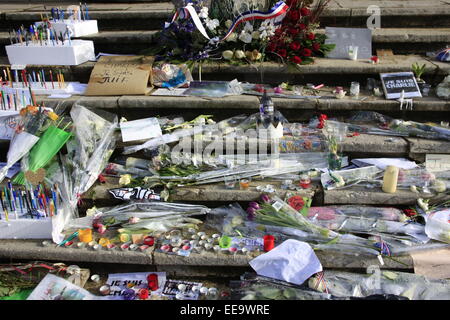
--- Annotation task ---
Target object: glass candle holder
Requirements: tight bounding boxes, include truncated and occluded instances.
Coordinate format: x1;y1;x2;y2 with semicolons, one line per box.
224;176;237;189
239;178;250;190
350;82;360;97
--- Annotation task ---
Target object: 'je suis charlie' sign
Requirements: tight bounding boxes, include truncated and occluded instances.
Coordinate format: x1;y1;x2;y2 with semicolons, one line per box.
379;72;422;99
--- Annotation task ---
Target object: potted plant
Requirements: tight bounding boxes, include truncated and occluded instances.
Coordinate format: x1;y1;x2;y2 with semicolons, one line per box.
412;62;431;96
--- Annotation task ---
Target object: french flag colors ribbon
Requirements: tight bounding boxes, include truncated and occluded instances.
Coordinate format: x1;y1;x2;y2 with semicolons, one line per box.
165;1;289;43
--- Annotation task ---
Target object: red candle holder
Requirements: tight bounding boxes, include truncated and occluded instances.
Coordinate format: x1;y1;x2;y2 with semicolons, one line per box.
143;236;155;246
147;273;159;291
263;235;275;252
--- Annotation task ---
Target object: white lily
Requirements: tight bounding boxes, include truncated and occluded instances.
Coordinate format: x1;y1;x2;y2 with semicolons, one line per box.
199;7;209;19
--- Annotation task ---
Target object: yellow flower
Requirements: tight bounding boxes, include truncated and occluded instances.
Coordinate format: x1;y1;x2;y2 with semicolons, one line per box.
119;174;132;186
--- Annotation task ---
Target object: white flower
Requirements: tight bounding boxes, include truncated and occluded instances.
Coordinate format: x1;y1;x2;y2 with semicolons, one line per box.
119;174;132;186
244;22;253;33
234;50;246;59
86;206;97;216
225;32;238;42
205;18;219;31
225;20;233;29
410;185;419;193
259;20;276;40
238;31;252;43
417;198;429;212
251;31;261;40
199;7;209;19
222;50;234;60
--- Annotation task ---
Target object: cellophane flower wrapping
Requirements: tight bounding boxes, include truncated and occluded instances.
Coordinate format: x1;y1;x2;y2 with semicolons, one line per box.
13;124;72;185
308;270;450;300
0;107;52;183
49;104;118;243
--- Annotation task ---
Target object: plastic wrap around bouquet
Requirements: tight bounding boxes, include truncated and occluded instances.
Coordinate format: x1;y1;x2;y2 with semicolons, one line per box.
0;106;56;183
64;202;210;235
309;270;450;300
46;104;118;243
13;123;72;185
307;206;428;243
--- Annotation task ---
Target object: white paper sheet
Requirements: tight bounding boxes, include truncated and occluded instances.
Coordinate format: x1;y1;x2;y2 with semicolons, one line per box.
353;158;418;170
120;117;162;142
249;239;322;286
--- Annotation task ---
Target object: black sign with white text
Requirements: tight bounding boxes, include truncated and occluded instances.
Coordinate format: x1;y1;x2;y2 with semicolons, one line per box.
380;72;422;99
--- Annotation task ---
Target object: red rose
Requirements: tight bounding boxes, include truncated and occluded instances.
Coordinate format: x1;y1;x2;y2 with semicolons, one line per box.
275;28;283;36
300;7;310;16
312;43;321;51
289;28;300;36
267;43;276;52
289;41;302;51
306;33;315;41
298;23;307;30
288;9;300;22
288;196;305;211
277;49;287;58
301;48;312;57
290;56;302;64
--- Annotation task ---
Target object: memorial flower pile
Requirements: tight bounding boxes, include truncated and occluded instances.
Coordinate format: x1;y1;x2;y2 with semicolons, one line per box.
150;0;334;67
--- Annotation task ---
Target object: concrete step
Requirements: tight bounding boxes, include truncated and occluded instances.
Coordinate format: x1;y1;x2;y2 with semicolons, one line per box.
0;239;414;270
1;54;448;88
31;94;450;128
2;28;450;56
1;1;449;32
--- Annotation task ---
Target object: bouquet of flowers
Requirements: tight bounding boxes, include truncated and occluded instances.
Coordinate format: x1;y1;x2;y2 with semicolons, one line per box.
152;0;333;67
13;111;72;185
0;106;59;183
266;0;335;65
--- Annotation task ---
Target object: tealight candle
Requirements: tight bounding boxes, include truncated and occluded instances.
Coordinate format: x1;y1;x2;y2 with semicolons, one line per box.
78;228;93;243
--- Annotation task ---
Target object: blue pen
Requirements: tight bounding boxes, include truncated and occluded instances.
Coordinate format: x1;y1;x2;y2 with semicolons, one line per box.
17;188;24;216
52;190;58;215
84;3;90;20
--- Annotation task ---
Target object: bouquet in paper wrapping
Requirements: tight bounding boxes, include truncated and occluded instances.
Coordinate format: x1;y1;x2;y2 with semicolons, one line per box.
13;107;72;185
47;104;118;243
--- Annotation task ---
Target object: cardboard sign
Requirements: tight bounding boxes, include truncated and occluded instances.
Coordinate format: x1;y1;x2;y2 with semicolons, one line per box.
425;154;450;172
325;27;372;59
85;55;154;96
380;72;422;99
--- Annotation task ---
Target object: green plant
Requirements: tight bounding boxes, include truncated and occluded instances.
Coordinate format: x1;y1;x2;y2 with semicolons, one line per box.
412;62;426;81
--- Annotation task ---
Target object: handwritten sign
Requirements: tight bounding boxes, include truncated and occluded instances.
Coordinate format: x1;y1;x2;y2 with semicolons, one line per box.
85;55;154;96
325;27;372;59
380;72;422;99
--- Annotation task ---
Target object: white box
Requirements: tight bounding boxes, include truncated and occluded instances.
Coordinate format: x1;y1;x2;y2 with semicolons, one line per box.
35;20;98;37
0;218;52;239
6;40;95;66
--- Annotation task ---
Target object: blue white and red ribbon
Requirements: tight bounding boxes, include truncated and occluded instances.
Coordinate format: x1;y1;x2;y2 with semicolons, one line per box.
221;1;289;41
165;1;289;43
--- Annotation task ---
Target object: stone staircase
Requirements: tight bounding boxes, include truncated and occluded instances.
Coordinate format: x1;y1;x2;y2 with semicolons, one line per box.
1;1;450;278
